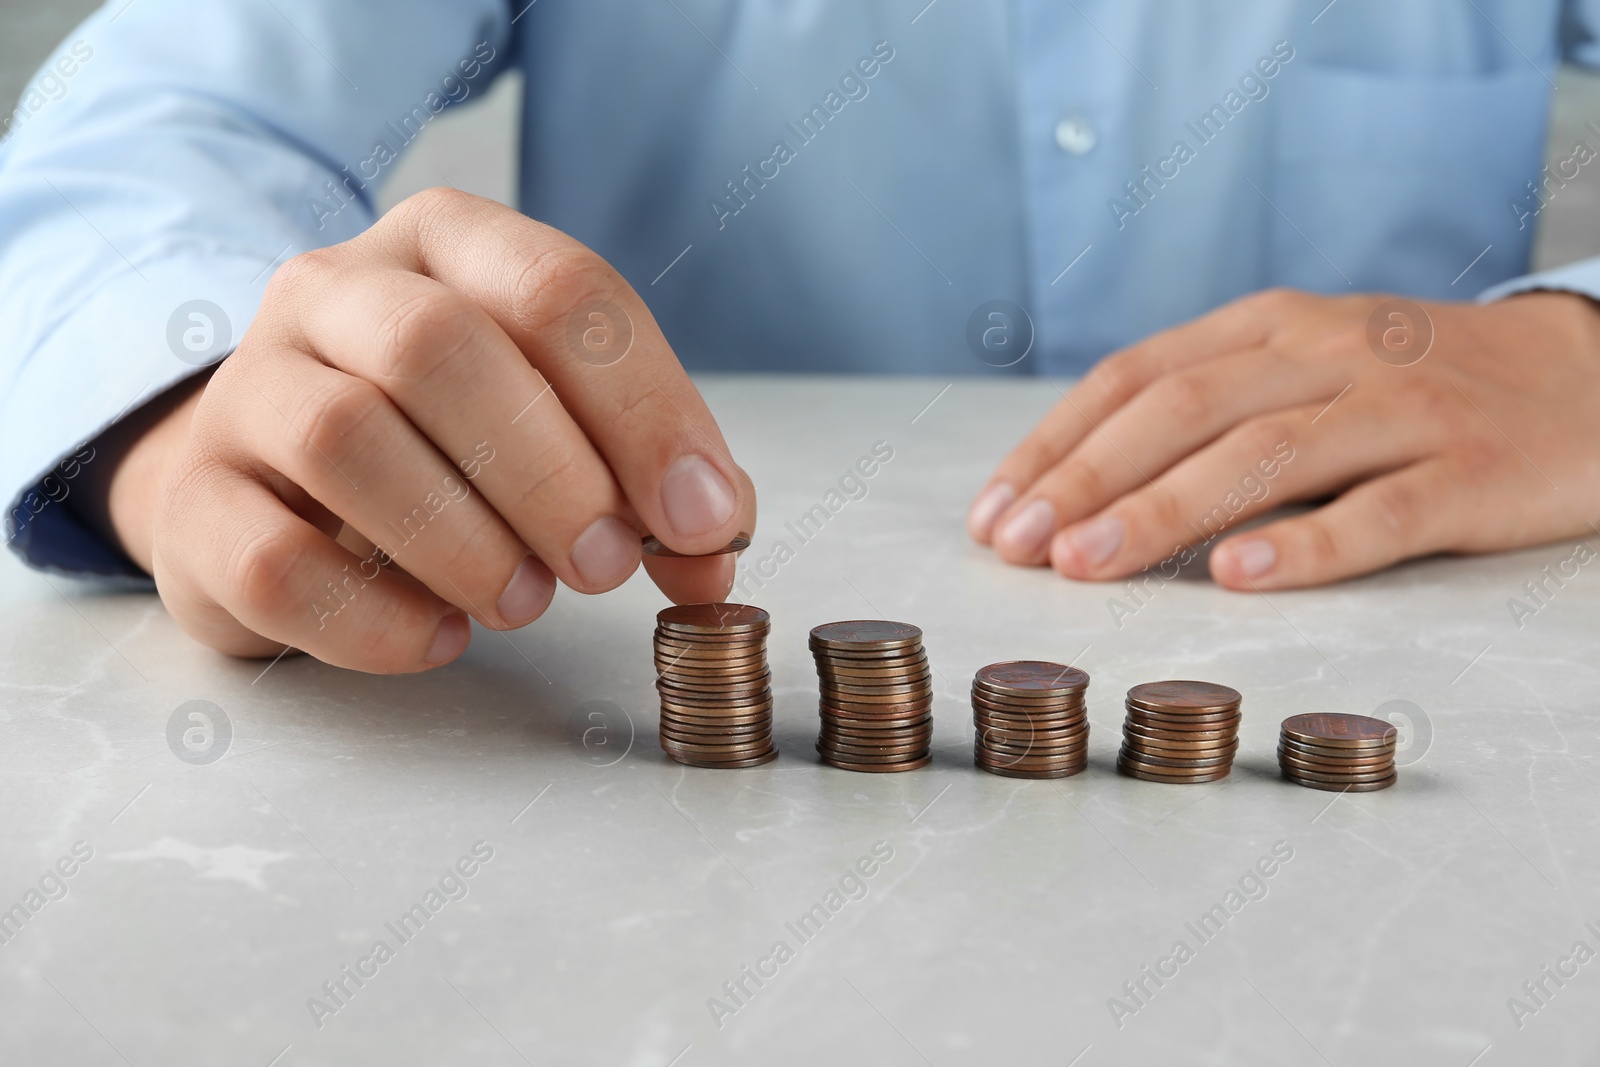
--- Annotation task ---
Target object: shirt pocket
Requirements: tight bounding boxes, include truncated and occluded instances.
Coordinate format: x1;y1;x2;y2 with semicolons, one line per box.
1266;61;1552;298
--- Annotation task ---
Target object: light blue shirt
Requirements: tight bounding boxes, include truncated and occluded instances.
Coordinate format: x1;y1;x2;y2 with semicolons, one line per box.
4;0;1599;578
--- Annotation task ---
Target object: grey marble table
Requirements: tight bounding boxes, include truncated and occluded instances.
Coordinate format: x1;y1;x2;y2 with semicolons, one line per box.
2;376;1598;1066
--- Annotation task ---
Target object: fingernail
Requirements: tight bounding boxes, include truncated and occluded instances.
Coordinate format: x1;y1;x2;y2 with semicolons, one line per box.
968;482;1016;539
996;499;1056;558
1063;515;1125;568
570;516;641;588
425;612;471;665
496;555;556;626
661;454;737;538
1227;538;1277;578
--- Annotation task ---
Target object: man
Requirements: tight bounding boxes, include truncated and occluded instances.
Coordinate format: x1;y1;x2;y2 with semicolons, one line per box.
2;0;1598;673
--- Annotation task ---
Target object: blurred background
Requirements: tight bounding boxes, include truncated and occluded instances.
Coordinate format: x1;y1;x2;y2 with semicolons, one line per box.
5;0;1599;274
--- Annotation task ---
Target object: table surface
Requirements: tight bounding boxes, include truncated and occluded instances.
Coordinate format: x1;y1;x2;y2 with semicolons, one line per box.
3;375;1598;1066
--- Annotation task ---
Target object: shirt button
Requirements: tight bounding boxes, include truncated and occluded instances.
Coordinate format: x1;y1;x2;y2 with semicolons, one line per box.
1054;115;1096;155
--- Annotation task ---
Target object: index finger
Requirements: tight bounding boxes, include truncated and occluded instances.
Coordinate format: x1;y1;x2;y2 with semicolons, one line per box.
360;188;755;556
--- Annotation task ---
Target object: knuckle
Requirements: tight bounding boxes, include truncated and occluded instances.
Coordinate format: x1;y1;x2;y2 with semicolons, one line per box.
509;243;615;336
1369;478;1423;540
225;525;311;621
1301;517;1343;570
393;185;477;228
1062;461;1110;505
295;378;389;470
1236;418;1296;462
1249;287;1303;315
1085;352;1142;404
1141;484;1185;530
263;247;337;305
510;446;582;512
372;289;475;382
1151;371;1212;423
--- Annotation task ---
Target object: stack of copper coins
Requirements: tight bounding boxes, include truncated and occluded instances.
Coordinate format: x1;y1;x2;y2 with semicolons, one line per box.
1278;713;1397;791
971;661;1090;778
1117;681;1242;784
654;603;777;768
811;620;932;773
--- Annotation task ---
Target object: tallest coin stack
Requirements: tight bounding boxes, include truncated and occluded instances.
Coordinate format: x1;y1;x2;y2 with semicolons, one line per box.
654;604;778;768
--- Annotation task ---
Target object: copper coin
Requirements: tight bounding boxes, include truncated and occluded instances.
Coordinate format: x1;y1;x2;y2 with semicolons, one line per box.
658;688;773;706
1278;737;1396;761
820;754;932;773
1126;680;1242;712
972;702;1088;722
1280;713;1397;749
976;722;1089;744
658;603;771;634
657;668;772;688
819;742;934;758
972;691;1087;713
1125;706;1242;728
1281;771;1396;792
1118;763;1232;784
1123;721;1238;743
661;730;773;750
1280;764;1398;785
661;736;777;760
978;761;1088;780
973;661;1089;695
1118;745;1235;770
653;643;769;662
972;717;1089;738
658;661;772;679
658;695;774;715
975;722;1089;744
667;750;780;769
654;636;769;654
809;620;923;647
822;710;934;728
820;697;931;715
1277;749;1395;775
1122;730;1239;751
978;751;1088;772
819;739;931;759
663;713;773;730
978;729;1090;750
642;533;751;558
821;673;933;693
660;718;772;738
820;660;930;681
823;736;934;753
1118;750;1236;774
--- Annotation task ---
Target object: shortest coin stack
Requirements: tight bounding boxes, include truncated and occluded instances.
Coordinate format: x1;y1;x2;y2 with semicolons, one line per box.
972;661;1090;779
655;603;778;769
811;621;933;773
1118;681;1242;784
1278;713;1397;792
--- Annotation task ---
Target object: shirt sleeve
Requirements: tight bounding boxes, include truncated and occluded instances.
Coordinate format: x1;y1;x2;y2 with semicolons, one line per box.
0;0;513;579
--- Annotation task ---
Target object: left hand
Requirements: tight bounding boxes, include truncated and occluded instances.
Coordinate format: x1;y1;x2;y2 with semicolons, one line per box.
967;288;1600;589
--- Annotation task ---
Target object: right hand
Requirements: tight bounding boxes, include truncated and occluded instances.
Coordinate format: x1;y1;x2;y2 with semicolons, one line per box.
124;189;755;671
